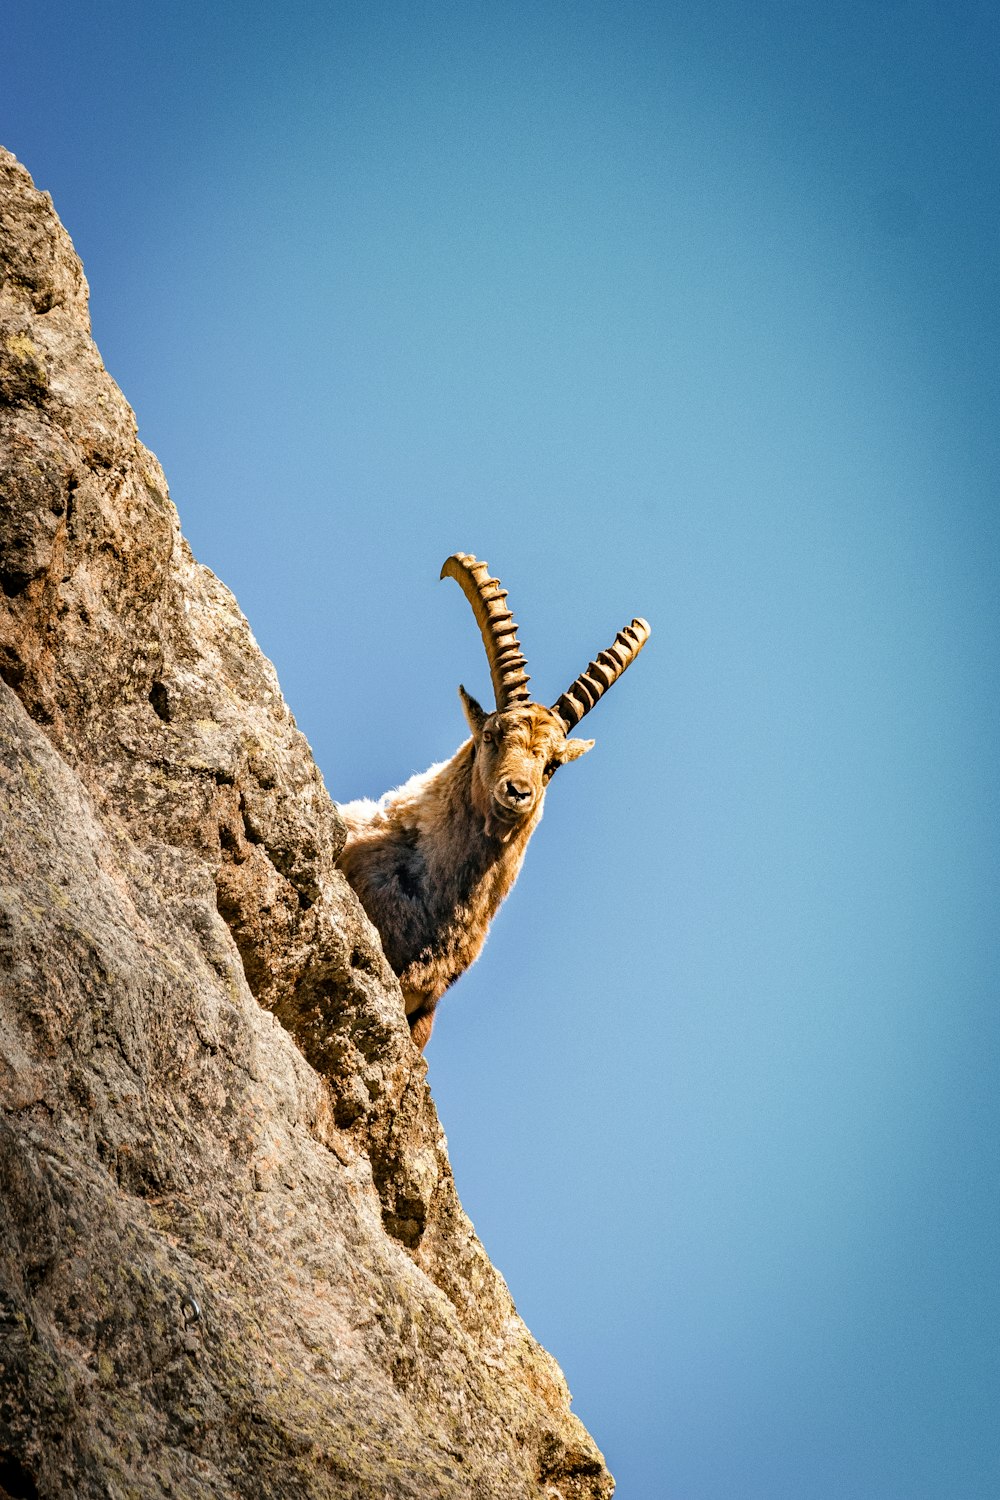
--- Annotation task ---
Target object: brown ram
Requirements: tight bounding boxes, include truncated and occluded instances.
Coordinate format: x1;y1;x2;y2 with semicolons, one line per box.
337;553;650;1049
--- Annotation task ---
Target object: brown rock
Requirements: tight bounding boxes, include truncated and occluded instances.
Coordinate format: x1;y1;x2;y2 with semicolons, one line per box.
0;147;613;1498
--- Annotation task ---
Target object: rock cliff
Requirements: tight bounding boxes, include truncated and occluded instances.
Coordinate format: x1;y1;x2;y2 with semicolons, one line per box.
0;148;613;1500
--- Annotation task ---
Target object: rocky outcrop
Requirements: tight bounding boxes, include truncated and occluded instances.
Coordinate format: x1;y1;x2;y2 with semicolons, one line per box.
0;148;612;1500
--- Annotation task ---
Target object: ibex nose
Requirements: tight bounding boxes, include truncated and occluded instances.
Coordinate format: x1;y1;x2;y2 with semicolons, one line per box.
504;780;531;803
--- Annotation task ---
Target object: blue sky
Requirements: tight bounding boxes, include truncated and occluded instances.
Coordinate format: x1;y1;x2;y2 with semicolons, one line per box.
4;3;999;1495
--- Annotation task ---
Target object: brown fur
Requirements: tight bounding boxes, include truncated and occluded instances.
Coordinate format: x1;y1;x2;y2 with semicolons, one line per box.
337;692;593;1049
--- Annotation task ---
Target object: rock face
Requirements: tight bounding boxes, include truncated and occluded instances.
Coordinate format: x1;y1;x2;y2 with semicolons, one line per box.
0;149;613;1500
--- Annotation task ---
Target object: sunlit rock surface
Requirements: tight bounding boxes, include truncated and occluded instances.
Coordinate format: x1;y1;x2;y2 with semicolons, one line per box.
0;147;612;1500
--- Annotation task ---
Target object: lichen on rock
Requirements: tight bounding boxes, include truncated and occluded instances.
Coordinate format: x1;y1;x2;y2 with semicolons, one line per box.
0;147;613;1498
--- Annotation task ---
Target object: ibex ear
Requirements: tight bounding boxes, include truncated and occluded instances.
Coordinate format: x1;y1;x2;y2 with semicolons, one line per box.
459;684;487;735
561;736;595;764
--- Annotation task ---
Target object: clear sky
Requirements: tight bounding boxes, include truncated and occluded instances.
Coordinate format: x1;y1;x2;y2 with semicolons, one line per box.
4;3;999;1495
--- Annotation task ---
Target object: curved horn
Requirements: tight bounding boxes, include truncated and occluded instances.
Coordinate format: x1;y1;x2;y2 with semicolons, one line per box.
552;617;651;729
440;552;532;709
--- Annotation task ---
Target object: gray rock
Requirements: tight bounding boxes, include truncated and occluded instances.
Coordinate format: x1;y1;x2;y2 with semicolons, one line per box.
0;147;613;1499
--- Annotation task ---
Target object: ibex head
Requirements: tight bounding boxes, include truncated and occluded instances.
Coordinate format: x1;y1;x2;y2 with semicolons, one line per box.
441;553;650;841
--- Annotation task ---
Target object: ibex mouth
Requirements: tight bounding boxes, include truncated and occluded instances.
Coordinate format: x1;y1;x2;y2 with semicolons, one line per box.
486;795;532;840
491;799;520;824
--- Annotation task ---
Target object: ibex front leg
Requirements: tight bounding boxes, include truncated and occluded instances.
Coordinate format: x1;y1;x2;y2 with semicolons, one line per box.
403;987;441;1052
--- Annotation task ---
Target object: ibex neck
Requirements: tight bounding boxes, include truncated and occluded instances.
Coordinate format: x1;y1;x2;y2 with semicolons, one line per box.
427;739;539;913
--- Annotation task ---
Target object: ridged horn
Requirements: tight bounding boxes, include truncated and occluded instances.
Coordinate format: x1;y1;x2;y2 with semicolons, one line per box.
440;552;532;709
552;618;651;729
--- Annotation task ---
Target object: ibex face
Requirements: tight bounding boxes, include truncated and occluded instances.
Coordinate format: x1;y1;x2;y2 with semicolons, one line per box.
459;690;593;840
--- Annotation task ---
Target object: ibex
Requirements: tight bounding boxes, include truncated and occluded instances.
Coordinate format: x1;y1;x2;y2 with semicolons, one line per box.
337;553;650;1049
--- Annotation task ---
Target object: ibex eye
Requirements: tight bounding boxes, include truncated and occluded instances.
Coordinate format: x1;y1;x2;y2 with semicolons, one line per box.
483;730;493;744
544;761;559;780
